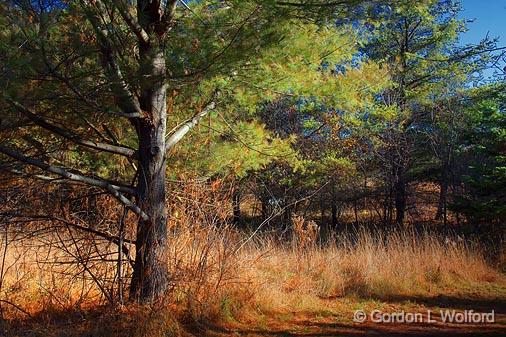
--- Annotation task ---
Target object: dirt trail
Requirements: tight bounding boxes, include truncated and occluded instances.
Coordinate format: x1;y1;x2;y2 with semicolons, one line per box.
201;297;506;337
203;316;506;337
5;293;506;336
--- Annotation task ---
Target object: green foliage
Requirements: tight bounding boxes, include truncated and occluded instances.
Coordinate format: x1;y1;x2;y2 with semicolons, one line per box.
171;118;300;179
1;0;504;230
451;86;506;224
168;14;390;181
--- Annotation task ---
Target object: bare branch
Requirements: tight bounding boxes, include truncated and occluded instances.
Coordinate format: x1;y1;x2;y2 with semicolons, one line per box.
2;167;65;183
1;213;135;269
165;0;179;22
0;212;136;246
165;100;216;152
8;99;138;159
276;1;348;7
113;1;150;46
0;144;148;220
0;299;32;317
80;0;144;119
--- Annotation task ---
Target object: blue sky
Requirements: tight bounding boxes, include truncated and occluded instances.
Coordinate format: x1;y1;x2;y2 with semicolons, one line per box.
459;0;506;45
458;0;506;78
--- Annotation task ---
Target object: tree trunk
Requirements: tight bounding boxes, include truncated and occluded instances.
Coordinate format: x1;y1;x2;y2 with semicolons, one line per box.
130;47;170;303
261;194;269;219
394;178;406;225
436;179;448;225
436;155;450;225
331;201;338;229
353;200;359;226
330;180;338;228
232;188;241;226
319;193;325;221
387;191;394;225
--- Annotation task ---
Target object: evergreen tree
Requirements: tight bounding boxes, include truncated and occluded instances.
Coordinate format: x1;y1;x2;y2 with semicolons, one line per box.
0;0;386;302
360;0;493;224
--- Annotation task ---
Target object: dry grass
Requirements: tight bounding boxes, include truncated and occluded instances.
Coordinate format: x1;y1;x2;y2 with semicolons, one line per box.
244;231;498;310
1;221;504;320
225;226;502;319
0;179;504;335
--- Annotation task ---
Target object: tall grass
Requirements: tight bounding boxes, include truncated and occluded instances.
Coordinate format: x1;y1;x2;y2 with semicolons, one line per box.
1;219;503;323
235;226;501;317
1;179;504;334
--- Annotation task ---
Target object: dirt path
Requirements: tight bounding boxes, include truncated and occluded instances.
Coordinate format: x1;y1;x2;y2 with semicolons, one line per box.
202;315;506;336
5;292;506;336
200;296;506;337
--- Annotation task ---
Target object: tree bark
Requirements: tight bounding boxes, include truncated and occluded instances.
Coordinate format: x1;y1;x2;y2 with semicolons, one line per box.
394;178;406;226
232;188;242;226
129;45;170;302
436;178;448;225
125;0;180;304
331;201;338;229
330;179;338;228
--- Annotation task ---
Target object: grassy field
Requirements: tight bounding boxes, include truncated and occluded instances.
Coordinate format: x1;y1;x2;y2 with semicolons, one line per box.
1;221;505;336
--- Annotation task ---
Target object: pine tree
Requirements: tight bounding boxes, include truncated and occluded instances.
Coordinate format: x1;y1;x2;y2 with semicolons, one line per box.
360;0;493;225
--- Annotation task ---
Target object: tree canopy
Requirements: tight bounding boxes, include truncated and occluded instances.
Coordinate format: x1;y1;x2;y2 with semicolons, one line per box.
0;0;504;304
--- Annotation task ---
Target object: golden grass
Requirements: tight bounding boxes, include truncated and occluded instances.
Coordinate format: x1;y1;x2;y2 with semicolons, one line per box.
228;227;503;319
0;218;504;335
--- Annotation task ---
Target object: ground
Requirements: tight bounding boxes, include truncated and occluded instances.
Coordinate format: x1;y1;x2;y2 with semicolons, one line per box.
198;285;506;337
3;285;506;337
2;230;505;337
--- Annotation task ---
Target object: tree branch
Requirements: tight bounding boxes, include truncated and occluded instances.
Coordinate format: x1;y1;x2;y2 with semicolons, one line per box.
113;0;150;46
0;213;136;268
7;99;138;159
80;0;144;119
164;0;179;23
0;144;148;220
165;100;216;152
276;1;349;7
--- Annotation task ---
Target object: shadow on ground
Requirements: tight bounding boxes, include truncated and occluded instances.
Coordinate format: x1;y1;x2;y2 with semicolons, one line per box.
376;294;506;314
199;319;505;337
195;294;506;337
3;294;505;337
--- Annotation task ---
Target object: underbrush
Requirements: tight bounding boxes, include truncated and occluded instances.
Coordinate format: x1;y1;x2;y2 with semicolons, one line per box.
0;198;504;336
